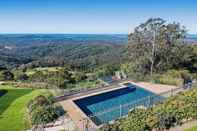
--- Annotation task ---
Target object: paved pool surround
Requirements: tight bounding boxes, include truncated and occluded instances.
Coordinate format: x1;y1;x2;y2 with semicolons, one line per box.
59;81;178;130
74;84;156;125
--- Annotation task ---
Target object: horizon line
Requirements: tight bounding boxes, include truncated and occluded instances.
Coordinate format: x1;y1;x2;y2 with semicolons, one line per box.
0;33;129;35
0;33;197;35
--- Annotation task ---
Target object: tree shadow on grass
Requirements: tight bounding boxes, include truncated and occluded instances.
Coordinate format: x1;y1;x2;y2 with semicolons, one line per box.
0;89;8;97
0;89;33;115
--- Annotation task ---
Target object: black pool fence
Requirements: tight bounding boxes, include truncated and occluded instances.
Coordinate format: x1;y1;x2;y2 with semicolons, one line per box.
82;81;197;130
54;78;130;101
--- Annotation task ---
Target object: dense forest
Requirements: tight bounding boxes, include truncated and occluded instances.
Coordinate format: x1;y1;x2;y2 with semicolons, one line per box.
0;34;127;69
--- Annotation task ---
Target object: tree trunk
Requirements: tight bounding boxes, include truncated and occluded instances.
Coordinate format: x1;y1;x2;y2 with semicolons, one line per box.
150;30;156;76
150;58;154;76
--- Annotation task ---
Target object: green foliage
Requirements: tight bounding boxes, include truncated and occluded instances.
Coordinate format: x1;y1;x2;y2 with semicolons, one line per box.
185;125;197;131
28;95;64;125
121;63;137;77
74;72;87;82
177;44;197;72
0;36;125;69
99;123;120;131
152;69;195;86
30;71;45;82
128;18;187;75
0;71;3;80
152;74;181;86
18;73;29;81
0;70;14;81
100;88;197;131
94;64;120;77
13;69;29;81
12;66;102;89
77;80;100;88
120;108;150;131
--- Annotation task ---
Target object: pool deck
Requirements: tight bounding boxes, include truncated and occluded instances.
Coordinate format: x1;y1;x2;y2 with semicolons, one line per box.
129;81;178;94
59;80;178;131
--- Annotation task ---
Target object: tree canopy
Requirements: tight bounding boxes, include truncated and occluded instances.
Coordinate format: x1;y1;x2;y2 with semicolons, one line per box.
128;18;187;75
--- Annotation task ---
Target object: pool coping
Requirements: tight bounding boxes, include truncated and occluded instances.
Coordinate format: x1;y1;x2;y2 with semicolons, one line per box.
60;81;131;130
59;80;178;130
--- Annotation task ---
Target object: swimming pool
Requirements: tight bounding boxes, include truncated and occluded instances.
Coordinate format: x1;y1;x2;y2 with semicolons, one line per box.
74;83;159;125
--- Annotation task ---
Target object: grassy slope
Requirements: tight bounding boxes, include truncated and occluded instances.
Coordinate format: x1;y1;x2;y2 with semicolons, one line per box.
185;125;197;131
0;86;45;131
26;67;63;76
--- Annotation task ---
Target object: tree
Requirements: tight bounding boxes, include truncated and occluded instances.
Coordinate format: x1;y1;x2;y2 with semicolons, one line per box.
63;69;75;84
18;73;29;81
178;45;197;72
128;18;187;76
74;72;87;82
0;70;14;81
30;71;45;82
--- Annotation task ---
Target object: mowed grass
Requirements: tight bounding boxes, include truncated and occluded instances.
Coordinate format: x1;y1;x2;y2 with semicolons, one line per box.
0;86;45;131
184;125;197;131
26;67;63;76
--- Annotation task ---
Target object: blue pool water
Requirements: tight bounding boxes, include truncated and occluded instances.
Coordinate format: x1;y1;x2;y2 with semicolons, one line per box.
74;83;158;125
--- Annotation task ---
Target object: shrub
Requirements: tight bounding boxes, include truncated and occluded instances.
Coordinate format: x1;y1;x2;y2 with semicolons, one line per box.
119;108;150;131
121;63;149;81
100;88;197;131
29;71;46;82
0;70;14;81
18;73;29;81
28;95;64;125
74;72;87;82
151;69;194;86
156;112;177;130
99;123;120;131
152;74;181;86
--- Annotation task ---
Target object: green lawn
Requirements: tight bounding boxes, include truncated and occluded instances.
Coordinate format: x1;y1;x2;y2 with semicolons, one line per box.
26;67;63;76
185;125;197;131
78;80;100;88
0;86;46;131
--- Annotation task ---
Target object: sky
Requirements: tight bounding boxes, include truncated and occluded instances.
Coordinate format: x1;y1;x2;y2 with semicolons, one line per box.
0;0;197;34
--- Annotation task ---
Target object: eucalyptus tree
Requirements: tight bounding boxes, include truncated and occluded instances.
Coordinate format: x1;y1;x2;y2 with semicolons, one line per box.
128;18;187;76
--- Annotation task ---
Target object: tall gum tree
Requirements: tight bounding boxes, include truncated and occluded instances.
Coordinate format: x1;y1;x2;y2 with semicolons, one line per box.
128;18;187;76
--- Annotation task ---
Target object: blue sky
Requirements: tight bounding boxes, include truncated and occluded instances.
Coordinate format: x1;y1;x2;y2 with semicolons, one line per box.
0;0;196;34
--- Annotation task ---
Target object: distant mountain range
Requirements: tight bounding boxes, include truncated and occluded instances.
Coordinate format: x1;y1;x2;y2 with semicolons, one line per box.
0;34;196;46
0;34;128;46
0;34;196;69
0;34;127;69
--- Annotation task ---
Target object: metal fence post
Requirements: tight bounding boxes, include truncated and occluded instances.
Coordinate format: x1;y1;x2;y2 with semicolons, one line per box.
120;104;122;118
170;88;173;96
149;96;151;107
